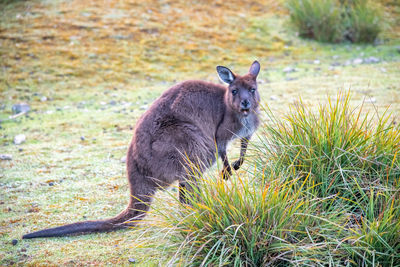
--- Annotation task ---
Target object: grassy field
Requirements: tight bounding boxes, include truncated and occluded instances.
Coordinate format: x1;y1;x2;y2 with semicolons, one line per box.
1;0;400;265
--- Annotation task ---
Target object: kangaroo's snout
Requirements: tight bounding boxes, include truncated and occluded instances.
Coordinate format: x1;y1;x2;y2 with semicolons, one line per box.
240;99;251;110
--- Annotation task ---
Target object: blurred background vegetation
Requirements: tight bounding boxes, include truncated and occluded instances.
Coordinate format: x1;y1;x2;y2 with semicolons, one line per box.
1;0;399;265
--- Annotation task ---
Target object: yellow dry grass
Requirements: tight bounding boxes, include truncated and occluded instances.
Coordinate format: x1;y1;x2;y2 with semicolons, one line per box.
1;0;286;88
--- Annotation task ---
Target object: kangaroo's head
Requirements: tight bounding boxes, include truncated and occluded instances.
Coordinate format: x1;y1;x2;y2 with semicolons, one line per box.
217;61;260;117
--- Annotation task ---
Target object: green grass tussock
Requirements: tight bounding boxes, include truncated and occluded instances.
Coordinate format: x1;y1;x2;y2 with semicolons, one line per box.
256;92;400;265
286;0;343;43
159;172;347;266
344;0;385;43
287;0;385;43
259;92;400;201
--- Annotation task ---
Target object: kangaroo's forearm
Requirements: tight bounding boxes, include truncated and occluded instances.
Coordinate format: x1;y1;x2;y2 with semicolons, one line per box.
219;149;232;180
233;136;250;170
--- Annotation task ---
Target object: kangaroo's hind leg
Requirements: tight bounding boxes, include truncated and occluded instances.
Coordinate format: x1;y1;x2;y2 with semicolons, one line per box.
178;157;211;204
124;182;156;225
121;160;159;226
179;177;201;204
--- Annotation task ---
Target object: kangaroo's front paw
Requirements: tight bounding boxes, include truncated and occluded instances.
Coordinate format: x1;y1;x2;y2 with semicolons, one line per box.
232;159;243;170
222;167;232;180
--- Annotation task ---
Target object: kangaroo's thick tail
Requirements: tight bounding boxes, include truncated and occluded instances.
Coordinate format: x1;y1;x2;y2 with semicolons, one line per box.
22;206;140;239
23;155;157;239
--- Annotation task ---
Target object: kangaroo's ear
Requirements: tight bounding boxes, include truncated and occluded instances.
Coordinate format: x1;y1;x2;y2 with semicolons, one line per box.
249;60;260;77
216;66;235;84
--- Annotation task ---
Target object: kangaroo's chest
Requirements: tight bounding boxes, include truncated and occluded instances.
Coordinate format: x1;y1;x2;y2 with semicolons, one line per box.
235;115;257;139
215;114;258;148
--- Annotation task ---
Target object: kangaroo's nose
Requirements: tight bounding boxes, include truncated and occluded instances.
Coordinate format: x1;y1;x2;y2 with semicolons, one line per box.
240;99;251;109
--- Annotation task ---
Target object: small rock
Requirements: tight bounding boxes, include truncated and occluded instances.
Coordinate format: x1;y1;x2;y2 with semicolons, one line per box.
80;136;85;141
344;60;351;66
0;154;12;160
285;77;298;81
12;239;18;246
122;102;132;108
313;59;320;65
14;134;26;145
109;100;117;106
331;62;341;67
380;67;387;73
128;258;136;264
353;58;363;65
283;66;296;73
396;46;400;54
48;182;54;186
111;34;130;40
140;105;148;110
364;56;380;64
12;103;30;114
270;95;278;101
40;96;47;102
365;97;376;104
332;55;340;60
120;156;127;163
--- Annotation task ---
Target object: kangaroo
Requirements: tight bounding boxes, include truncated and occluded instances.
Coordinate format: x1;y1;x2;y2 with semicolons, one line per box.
22;61;261;239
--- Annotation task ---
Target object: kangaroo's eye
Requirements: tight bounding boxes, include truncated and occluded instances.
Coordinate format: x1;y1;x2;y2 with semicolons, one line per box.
250;88;256;93
232;89;238;95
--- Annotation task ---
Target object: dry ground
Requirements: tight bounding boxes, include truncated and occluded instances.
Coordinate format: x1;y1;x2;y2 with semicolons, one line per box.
1;0;399;265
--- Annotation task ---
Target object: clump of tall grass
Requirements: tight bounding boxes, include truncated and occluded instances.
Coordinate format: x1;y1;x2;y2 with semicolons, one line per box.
286;0;384;43
158;170;349;266
343;0;384;43
286;0;343;43
257;92;400;203
250;92;400;264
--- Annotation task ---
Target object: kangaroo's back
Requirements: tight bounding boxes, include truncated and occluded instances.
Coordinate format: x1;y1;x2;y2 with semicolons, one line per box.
157;80;227;133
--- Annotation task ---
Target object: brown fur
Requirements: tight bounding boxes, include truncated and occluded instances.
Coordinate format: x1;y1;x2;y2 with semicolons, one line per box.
22;61;261;239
